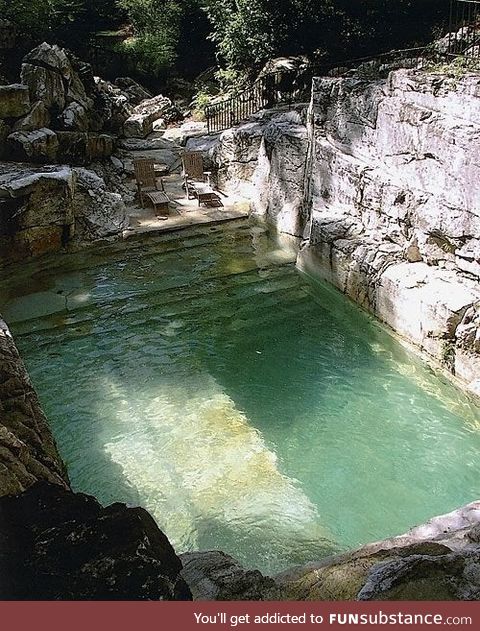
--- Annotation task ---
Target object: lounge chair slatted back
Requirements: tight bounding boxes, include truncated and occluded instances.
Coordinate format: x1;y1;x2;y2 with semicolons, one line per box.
134;158;157;189
133;157;170;217
182;151;205;181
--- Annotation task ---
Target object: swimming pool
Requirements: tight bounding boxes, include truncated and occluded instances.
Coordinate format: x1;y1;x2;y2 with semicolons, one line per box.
1;219;479;575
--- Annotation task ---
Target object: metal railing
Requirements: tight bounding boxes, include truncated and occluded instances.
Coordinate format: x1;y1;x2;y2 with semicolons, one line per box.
205;71;304;134
204;47;430;135
447;0;480;57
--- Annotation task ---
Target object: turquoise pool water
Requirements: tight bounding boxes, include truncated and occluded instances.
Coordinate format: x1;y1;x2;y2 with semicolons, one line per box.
1;220;479;575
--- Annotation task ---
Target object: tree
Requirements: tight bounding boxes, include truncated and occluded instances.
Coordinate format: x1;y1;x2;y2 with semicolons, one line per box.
0;1;122;44
117;0;192;76
0;0;84;35
200;0;451;77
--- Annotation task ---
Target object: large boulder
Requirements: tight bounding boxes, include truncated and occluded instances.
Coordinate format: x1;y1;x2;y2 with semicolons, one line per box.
57;102;90;132
0;84;30;119
23;43;72;80
0;162;126;263
20;63;66;112
56;132;115;165
181;551;280;601
115;77;152;106
19;44;96;132
13;101;51;132
72;168;128;241
8;127;58;163
0;162;75;261
123;95;182;138
0;482;192;600
95;78;134;133
7;128;59;163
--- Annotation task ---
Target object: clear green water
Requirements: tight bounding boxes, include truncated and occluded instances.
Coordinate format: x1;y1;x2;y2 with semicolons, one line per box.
1;220;479;575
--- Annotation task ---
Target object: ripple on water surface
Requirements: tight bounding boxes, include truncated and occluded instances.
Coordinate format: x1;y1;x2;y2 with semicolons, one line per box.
1;221;479;575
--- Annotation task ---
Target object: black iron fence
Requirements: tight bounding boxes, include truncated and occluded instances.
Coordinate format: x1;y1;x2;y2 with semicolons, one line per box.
205;47;429;135
205;72;304;134
447;0;480;56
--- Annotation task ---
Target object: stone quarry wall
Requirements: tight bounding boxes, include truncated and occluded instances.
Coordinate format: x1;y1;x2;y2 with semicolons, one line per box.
212;69;480;397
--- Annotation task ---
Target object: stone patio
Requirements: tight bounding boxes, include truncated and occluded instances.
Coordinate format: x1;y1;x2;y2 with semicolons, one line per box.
123;172;250;237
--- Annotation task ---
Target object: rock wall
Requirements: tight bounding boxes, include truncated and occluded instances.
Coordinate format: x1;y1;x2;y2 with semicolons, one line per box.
212;69;480;397
181;501;480;601
0;42;183;163
301;70;480;397
0;482;192;600
0;317;68;496
0;42;186;263
211;106;310;237
0;163;128;262
275;500;480;601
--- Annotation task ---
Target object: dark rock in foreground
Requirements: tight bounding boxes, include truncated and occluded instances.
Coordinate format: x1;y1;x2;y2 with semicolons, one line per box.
0;319;68;495
0;482;192;601
181;551;280;601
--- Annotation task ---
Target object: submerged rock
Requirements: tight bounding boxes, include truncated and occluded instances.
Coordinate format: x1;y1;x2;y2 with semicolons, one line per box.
0;482;192;600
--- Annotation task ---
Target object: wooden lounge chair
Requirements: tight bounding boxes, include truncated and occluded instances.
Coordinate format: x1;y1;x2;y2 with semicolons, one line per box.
133;158;170;217
192;182;224;208
182;151;213;201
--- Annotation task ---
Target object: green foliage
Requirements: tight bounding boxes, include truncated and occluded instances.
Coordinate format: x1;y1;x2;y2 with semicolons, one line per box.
426;55;480;77
117;0;195;76
121;32;178;76
0;0;84;35
0;0;124;43
1;0;453;88
200;0;451;79
190;88;213;120
201;0;276;71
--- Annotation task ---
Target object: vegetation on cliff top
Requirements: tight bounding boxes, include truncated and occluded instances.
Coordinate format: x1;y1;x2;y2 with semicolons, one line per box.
1;0;451;86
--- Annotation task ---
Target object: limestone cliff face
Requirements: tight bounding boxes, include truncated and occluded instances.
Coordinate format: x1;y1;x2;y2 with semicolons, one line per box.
212;69;480;397
303;70;480;396
212;106;310;237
